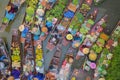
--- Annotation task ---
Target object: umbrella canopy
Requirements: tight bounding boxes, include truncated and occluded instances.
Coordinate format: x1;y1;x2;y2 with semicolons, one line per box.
66;34;73;40
19;25;24;32
90;62;96;69
41;27;48;33
83;48;89;54
89;53;97;61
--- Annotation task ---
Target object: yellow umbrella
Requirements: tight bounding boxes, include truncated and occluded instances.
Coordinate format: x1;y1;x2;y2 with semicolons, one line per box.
66;34;73;40
7;76;14;80
19;25;24;32
83;48;89;54
41;27;48;33
89;53;97;61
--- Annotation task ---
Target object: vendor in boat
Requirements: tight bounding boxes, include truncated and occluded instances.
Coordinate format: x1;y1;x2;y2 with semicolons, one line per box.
73;32;83;41
7;3;18;13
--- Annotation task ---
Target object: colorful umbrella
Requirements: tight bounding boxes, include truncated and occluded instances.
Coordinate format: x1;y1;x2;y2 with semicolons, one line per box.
90;62;96;69
66;34;73;40
41;27;48;33
89;53;97;61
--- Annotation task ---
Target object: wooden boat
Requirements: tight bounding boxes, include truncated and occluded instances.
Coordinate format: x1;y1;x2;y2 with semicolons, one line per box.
76;15;108;60
21;32;35;79
8;29;21;79
41;0;57;10
62;8;98;47
94;21;120;79
36;0;68;44
94;0;106;5
69;15;108;80
19;0;39;43
45;44;62;80
57;47;74;80
80;0;93;17
0;0;25;32
68;9;98;47
46;0;83;51
0;38;10;79
72;8;98;48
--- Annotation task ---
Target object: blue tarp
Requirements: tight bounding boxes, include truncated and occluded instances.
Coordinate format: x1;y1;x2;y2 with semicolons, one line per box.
46;21;52;28
5;11;15;20
11;69;20;79
33;73;45;80
21;27;29;37
34;35;39;40
64;10;74;18
48;0;56;3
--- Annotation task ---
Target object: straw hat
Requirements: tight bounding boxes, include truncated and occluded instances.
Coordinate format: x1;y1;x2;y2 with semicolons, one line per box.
36;9;44;16
19;25;24;32
6;6;11;11
37;44;42;49
83;48;89;54
69;57;74;64
89;53;97;61
41;27;48;33
66;34;73;40
33;78;38;80
32;27;38;33
7;76;14;80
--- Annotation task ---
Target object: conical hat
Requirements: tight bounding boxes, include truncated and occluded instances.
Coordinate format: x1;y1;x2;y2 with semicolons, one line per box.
32;27;38;33
83;48;89;54
19;25;24;32
7;76;14;80
66;34;73;40
36;9;44;16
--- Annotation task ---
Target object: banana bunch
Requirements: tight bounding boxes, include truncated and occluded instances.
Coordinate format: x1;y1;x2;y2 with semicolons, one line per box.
35;47;43;67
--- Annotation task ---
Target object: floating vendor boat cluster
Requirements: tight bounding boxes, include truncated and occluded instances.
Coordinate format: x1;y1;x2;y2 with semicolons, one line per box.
0;0;25;32
0;0;119;80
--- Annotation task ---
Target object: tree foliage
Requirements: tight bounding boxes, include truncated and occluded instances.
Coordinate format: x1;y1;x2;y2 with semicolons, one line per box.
105;44;120;80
